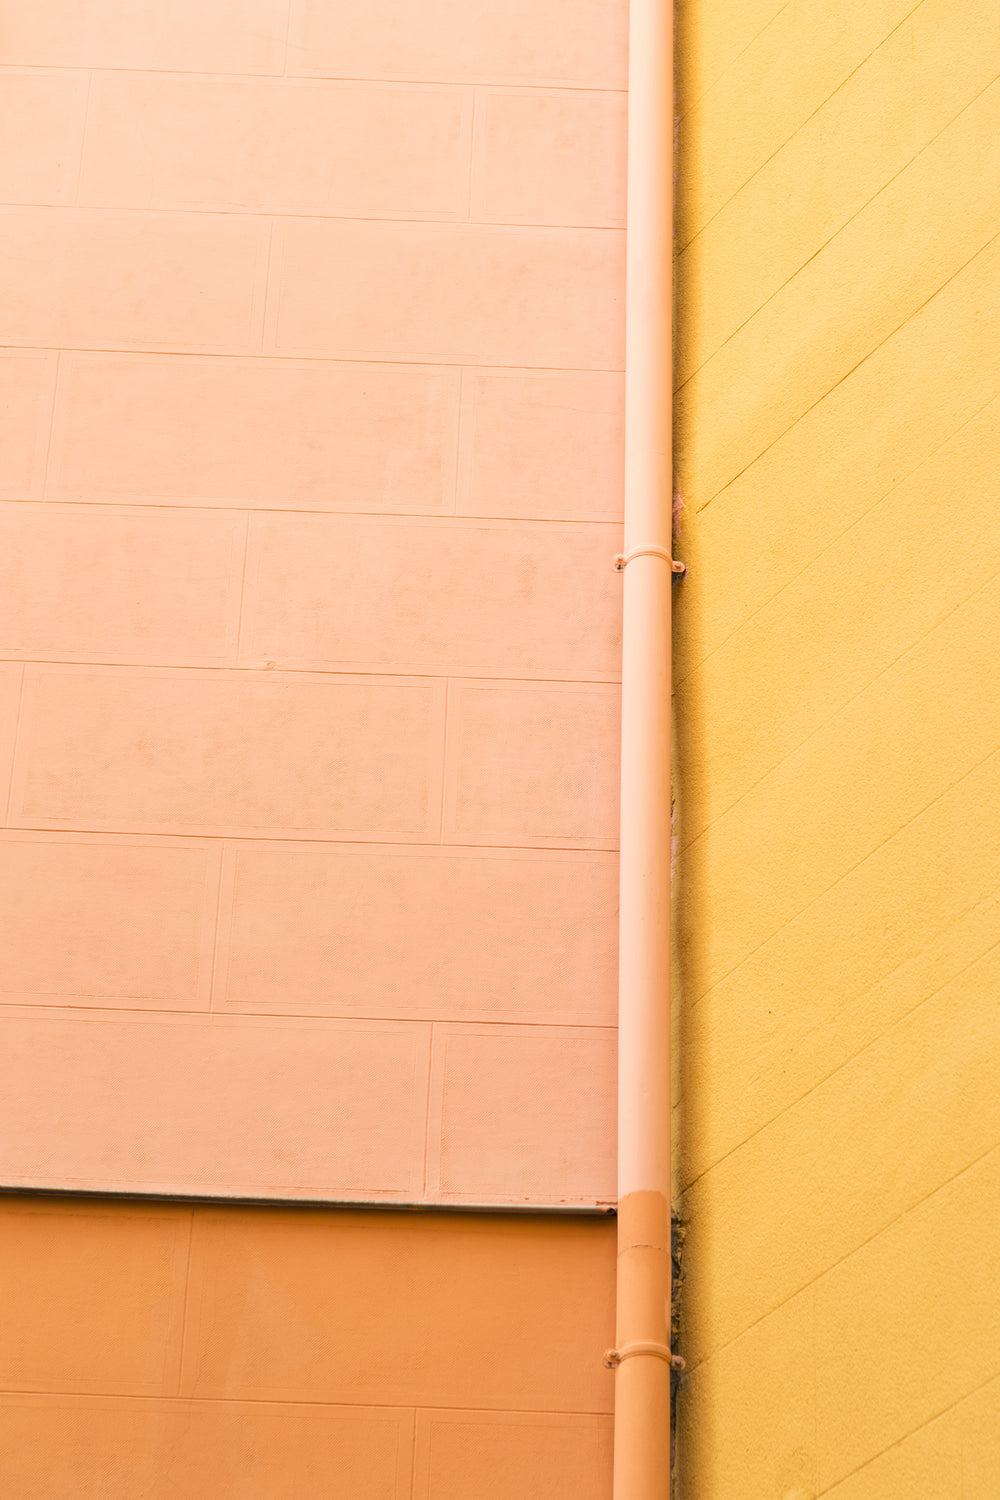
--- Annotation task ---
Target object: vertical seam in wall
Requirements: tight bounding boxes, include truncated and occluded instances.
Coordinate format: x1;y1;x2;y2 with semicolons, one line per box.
466;87;482;222
205;840;229;1014
258;219;276;353
421;1022;436;1201
281;0;294;77
451;368;465;514
408;1408;420;1500
174;1207;197;1396
437;678;452;841
40;351;62;499
73;70;95;204
233;511;253;667
3;664;26;826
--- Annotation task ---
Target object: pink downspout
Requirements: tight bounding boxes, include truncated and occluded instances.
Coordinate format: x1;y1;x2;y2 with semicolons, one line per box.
610;0;676;1493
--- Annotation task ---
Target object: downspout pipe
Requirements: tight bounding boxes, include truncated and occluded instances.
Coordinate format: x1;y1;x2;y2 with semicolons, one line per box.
610;0;677;1494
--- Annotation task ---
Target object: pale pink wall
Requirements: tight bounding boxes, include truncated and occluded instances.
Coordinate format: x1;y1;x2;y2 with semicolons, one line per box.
0;0;627;1204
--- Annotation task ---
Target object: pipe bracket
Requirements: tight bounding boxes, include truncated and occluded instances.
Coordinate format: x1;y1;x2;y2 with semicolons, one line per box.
603;1342;685;1371
614;545;686;575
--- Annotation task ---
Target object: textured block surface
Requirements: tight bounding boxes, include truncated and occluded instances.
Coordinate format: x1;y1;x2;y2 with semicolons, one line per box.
0;503;244;665
445;681;621;848
0;210;269;354
0;1013;431;1198
81;76;473;219
472;89;626;227
286;0;627;88
49;354;460;513
0;1199;189;1395
0;1398;415;1500
457;370;624;520
12;667;446;840
242;513;621;679
0;834;219;1010
216;843;618;1025
413;1411;614;1500
0;1200;615;1496
0;0;625;1220
267;219;624;368
182;1209;616;1409
427;1025;617;1203
0;0;288;72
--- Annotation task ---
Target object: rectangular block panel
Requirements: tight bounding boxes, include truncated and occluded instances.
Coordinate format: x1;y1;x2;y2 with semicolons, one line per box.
216;843;617;1025
49;354;460;513
0;1198;189;1395
0;210;269;354
0;834;219;1011
0;69;89;204
0;1397;415;1500
0;503;245;666
414;1411;613;1500
427;1025;616;1204
445;681;620;848
472;89;626;227
457;370;624;521
0;0;288;72
0;1012;430;1198
0;351;58;501
183;1209;616;1409
81;75;472;220
267;219;624;369
287;0;627;88
242;514;621;679
12;666;445;841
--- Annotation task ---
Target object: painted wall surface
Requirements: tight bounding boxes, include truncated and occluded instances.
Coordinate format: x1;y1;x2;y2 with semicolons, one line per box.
0;0;626;1204
674;1;1000;1494
0;1197;615;1497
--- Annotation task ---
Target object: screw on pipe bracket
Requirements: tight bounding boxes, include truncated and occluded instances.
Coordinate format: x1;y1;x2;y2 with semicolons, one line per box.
614;545;687;577
603;1342;686;1371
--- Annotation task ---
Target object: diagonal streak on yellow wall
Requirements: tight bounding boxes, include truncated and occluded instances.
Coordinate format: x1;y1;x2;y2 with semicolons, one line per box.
674;0;1000;1493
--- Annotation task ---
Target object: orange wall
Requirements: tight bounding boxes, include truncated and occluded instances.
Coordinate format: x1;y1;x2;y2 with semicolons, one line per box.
0;1196;615;1498
0;0;626;1205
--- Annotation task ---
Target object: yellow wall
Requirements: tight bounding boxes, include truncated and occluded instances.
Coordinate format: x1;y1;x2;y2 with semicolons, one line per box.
674;0;1000;1493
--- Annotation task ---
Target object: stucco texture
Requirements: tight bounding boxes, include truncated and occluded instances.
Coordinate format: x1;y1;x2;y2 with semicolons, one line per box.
673;1;1000;1494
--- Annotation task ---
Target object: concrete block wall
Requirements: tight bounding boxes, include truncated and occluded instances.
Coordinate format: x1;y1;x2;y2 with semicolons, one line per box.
0;0;627;1206
0;1197;616;1498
